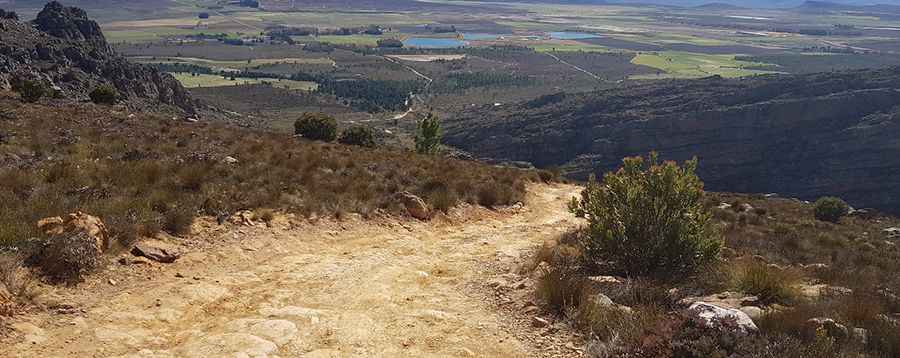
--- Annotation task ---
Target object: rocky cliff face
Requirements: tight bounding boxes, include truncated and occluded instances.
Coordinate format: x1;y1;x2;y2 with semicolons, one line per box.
0;2;196;113
446;68;900;213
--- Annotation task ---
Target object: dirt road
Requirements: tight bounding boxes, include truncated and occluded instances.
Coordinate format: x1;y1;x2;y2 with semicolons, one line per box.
3;184;581;357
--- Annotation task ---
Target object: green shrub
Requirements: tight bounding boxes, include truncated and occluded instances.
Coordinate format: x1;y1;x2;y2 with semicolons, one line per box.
338;125;376;147
569;153;721;278
294;112;337;142
14;80;46;103
89;84;118;105
415;112;442;154
813;196;849;223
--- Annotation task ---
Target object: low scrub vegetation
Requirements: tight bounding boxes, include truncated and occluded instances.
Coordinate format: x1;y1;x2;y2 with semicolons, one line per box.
337;125;376;147
569;153;721;278
814;196;850;223
89;84;118;105
0;96;541;252
531;154;900;357
294;112;338;141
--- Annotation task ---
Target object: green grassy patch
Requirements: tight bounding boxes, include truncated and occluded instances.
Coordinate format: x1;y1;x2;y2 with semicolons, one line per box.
630;51;779;79
172;73;317;90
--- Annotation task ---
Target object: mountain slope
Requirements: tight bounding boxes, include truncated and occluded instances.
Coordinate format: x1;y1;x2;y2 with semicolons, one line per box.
0;1;196;114
445;68;900;213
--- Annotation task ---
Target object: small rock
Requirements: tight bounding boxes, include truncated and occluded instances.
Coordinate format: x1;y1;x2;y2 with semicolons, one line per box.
587;275;622;284
107;278;116;286
739;306;764;320
131;241;180;263
222;156;238;164
532;317;550;328
884;227;900;239
688;302;758;333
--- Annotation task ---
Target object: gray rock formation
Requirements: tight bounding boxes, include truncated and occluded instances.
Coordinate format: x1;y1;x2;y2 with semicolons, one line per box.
0;2;196;113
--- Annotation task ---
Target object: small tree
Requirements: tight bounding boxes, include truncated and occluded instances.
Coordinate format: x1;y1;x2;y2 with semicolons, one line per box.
294;112;337;142
415;113;442;155
338;125;376;147
89;84;118;105
570;153;721;278
814;197;849;223
15;80;46;103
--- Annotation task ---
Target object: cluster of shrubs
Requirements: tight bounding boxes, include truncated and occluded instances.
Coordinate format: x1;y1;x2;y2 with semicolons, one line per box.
12;79;118;105
294;112;375;148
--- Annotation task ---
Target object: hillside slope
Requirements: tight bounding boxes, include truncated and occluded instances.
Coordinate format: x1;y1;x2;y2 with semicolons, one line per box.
445;68;900;213
0;2;196;114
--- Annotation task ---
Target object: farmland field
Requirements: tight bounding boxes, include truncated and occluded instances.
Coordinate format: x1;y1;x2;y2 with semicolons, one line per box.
11;0;896;130
172;73;318;90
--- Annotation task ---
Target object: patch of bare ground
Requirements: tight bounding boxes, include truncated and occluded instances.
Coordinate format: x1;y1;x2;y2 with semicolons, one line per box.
0;183;583;357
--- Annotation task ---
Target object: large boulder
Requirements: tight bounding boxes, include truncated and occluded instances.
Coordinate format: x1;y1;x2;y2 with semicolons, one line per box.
37;211;107;253
687;302;758;333
396;192;429;220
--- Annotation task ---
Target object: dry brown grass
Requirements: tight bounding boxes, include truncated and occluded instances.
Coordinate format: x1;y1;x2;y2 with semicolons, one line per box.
0;94;542;249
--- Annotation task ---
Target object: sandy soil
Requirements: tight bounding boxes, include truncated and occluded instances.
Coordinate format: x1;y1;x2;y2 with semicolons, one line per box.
1;183;582;357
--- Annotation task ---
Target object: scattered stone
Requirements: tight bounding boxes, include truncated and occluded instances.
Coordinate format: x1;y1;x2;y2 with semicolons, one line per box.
798;284;852;299
178;333;276;357
395;191;429;220
806;318;849;342
586;275;623;284
590;293;633;314
131;241;180;263
532;316;550;328
739;306;764;320
688;302;758;333
852;327;869;346
884;227;900;239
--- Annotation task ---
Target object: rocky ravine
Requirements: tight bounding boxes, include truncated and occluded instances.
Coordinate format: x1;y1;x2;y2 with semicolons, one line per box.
0;2;196;114
446;68;900;214
1;184;584;357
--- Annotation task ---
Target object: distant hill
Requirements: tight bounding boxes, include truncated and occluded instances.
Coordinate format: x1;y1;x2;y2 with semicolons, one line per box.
445;67;900;214
0;1;196;113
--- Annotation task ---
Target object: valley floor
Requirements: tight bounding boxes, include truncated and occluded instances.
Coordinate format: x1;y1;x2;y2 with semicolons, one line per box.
1;184;581;357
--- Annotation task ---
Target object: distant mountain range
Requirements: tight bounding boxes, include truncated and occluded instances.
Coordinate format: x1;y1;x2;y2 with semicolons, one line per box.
511;0;900;8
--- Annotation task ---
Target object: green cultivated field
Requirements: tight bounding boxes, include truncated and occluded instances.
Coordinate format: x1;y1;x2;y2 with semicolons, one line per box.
630;51;780;79
172;73;318;90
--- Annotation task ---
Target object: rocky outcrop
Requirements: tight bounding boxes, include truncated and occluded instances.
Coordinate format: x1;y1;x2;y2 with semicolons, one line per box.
0;2;196;113
446;68;900;214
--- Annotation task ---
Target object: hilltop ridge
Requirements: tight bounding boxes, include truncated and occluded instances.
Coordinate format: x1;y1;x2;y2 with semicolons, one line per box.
0;1;196;114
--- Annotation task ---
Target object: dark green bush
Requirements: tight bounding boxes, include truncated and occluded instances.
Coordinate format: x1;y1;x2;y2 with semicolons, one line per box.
813;196;849;223
415;113;442;154
338;125;376;147
570;153;721;278
89;84;118;105
14;80;46;103
294;112;337;142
